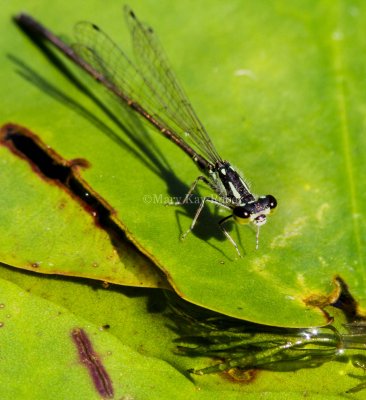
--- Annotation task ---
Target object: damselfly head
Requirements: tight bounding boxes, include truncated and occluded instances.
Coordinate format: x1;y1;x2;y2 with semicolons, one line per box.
233;194;277;250
233;194;277;225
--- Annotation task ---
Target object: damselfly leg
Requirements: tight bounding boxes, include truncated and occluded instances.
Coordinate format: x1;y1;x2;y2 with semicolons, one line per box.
171;175;211;205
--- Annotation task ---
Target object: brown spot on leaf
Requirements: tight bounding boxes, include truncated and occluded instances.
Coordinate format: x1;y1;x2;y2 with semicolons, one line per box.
30;262;40;268
221;368;258;384
71;328;114;398
58;199;67;210
304;276;342;309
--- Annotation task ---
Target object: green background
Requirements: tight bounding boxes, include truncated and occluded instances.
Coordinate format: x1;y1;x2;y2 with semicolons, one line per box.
1;0;366;398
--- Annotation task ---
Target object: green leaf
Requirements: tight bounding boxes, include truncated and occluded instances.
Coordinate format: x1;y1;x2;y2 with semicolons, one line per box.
1;0;365;327
0;265;364;398
0;125;165;288
0;278;198;400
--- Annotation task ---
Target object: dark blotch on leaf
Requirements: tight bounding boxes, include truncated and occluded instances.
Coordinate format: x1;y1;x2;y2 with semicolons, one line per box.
71;327;114;398
0;123;153;262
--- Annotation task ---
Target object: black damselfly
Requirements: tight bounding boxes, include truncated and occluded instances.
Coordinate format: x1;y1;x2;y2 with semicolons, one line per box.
15;6;277;257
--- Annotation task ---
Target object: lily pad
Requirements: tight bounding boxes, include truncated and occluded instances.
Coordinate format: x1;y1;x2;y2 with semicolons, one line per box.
0;264;365;398
0;123;165;288
1;0;365;327
0;278;200;400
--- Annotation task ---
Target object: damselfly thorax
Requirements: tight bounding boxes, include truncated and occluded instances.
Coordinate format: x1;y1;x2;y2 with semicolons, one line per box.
179;160;277;256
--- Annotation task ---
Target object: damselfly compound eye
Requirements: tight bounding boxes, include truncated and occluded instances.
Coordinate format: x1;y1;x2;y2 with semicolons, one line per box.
233;206;252;224
258;195;277;212
266;195;277;211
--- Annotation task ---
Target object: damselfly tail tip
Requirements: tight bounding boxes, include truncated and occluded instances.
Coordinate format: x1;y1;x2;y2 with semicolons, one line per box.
13;13;31;28
13;13;22;23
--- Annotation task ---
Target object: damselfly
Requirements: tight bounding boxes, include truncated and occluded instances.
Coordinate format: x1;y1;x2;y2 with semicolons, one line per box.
15;7;277;257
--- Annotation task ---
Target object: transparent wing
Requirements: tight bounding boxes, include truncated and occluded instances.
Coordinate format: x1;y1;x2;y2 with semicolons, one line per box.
124;6;221;163
73;22;142;108
72;7;222;164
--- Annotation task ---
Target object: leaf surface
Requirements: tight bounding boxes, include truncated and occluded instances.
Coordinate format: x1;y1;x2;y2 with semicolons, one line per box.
1;0;365;327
